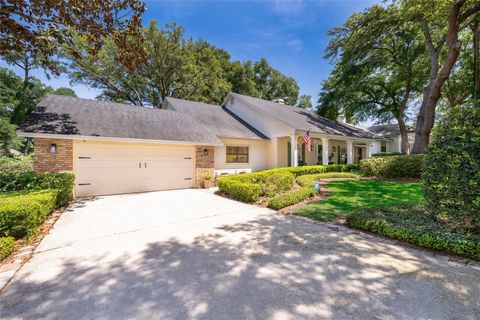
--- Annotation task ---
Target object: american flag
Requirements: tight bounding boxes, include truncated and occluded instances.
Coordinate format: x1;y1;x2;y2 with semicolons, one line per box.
302;129;311;151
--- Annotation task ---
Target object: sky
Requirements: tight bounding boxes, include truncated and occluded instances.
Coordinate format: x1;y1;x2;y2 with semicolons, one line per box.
1;0;381;121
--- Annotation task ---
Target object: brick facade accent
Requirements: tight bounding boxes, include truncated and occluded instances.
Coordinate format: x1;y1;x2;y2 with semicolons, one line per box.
34;138;73;173
195;146;214;188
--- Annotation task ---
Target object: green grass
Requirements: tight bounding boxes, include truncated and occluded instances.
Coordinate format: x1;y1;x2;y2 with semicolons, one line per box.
294;180;424;221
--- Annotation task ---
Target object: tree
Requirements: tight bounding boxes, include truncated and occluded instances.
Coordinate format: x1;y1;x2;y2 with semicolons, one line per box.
68;22;231;107
296;95;312;109
400;0;480;153
0;0;145;73
49;87;77;97
320;5;427;153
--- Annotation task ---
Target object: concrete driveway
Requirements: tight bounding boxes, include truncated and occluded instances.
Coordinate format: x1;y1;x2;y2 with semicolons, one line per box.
0;189;479;319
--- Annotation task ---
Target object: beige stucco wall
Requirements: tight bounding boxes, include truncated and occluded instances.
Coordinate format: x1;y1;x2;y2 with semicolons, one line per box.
214;138;269;171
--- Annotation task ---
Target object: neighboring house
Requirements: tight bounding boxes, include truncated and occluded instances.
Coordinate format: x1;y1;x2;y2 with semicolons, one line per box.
18;93;385;197
368;124;415;154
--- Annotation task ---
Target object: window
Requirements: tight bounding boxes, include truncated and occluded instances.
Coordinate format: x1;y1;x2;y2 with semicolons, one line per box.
380;141;387;153
317;144;323;164
226;146;249;163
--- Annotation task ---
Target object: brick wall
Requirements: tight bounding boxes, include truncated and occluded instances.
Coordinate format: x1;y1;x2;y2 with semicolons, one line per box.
195;146;214;188
34;138;73;173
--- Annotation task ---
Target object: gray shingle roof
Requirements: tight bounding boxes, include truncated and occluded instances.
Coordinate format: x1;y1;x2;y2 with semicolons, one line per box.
227;93;382;140
165;97;268;140
368;124;414;137
19;95;223;145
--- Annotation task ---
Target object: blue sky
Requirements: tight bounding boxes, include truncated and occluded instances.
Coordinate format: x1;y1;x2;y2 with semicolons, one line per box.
2;0;380;110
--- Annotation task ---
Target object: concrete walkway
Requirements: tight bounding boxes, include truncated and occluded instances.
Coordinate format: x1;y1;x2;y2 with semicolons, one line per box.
0;189;479;319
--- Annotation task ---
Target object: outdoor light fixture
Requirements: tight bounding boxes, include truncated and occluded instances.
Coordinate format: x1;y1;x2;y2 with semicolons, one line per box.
203;148;208;156
49;144;57;154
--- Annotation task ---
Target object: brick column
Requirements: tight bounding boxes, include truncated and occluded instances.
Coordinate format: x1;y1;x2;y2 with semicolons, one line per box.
34;138;73;173
195;146;214;188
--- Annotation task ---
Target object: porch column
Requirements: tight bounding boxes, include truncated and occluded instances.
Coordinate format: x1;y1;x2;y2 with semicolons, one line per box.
366;143;371;158
290;135;298;167
346;140;353;164
321;137;329;165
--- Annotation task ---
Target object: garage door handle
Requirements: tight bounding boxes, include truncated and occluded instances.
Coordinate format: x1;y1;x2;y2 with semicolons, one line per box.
184;157;192;160
139;162;141;168
145;162;147;168
78;183;91;186
184;178;192;180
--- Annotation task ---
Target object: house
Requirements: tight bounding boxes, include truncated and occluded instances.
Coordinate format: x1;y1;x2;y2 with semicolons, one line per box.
368;124;415;154
18;92;385;197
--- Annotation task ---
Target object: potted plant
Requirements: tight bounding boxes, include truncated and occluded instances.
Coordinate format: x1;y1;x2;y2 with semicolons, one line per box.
201;172;214;188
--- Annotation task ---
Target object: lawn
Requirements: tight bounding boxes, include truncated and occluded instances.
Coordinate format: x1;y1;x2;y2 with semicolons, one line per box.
294;180;424;221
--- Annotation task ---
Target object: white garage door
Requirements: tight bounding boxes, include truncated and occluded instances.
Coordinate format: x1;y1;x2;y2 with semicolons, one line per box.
75;142;194;197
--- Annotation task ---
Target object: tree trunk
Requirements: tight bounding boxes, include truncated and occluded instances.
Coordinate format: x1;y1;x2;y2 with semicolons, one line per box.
472;16;480;100
412;4;464;154
397;116;409;154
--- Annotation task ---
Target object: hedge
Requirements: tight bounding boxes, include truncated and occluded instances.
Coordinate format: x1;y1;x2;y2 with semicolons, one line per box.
296;172;359;187
267;187;317;210
0;190;58;239
0;155;34;173
0;236;15;261
217;179;262;202
371;152;403;157
347;204;480;261
267;164;360;178
360;154;424;178
0;172;75;207
422;105;480;233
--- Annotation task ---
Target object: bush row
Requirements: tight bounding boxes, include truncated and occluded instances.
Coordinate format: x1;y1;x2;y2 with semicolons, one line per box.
360;154;424;178
0;155;34;173
371;152;403;157
0;172;75;207
296;172;359;187
347;204;480;261
0;190;58;239
267;187;317;210
218;164;358;202
0;237;15;261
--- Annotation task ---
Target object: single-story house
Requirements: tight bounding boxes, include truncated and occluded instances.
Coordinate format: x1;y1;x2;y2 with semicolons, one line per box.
368;124;415;154
18;92;386;197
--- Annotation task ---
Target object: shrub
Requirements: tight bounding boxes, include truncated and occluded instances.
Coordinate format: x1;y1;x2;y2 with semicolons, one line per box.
371;152;403;157
347;204;480;260
360;154;424;178
0;155;33;173
296;172;359;187
0;236;15;261
268;164;360;178
0;172;74;207
267;187;317;210
0;190;58;239
217;179;262;202
423;105;480;233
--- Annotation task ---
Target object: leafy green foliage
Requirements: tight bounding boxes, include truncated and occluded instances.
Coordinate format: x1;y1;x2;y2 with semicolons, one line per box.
295;172;359;187
347;204;480;260
0;172;75;207
296;94;312;109
0;155;33;173
295;180;424;221
0;236;15;261
423;104;480;233
0;190;57;239
217;179;262;202
270;164;360;178
371;152;404;157
268;187;317;210
360;155;424;178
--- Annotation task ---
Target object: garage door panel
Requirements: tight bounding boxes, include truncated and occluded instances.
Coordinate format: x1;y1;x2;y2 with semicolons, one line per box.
75;143;194;196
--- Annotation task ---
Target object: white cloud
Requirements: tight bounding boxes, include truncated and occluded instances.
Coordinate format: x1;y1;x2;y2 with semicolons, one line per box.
286;39;303;51
272;0;305;16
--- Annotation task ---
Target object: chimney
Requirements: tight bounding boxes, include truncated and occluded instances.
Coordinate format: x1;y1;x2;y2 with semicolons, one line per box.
272;98;285;104
337;114;346;123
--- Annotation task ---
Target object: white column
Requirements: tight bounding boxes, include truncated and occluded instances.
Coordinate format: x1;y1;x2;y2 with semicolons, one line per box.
290;135;298;167
347;140;353;164
366;143;371;158
321;137;329;165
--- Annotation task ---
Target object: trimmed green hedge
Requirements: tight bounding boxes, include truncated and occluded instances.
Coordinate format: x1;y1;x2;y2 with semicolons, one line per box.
371;152;403;157
360;155;424;178
218;164;358;202
347;204;480;260
0;155;33;173
268;187;317;210
296;172;359;187
217;179;262;202
0;172;74;207
0;190;58;239
0;236;15;261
